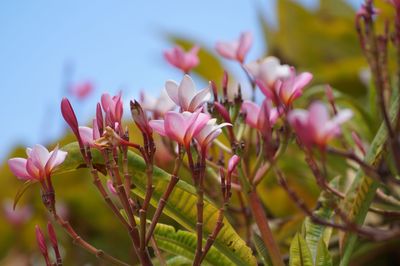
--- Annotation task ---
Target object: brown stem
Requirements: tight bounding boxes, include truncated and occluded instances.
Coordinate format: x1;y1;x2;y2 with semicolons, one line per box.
105;149;152;265
150;236;166;266
192;152;206;266
145;149;183;244
276;168;400;241
248;189;284;266
53;212;130;266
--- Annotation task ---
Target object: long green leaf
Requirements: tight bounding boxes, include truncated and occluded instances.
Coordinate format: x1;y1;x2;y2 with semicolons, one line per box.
253;233;272;266
153;222;232;266
304;178;338;262
289;233;313;266
55;142;257;266
340;95;400;266
315;239;332;266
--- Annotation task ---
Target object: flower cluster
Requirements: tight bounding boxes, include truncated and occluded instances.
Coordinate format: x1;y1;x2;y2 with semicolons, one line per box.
7;24;360;266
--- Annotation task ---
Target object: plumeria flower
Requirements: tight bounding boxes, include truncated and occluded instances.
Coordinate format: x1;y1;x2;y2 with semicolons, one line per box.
164;45;200;73
241;100;279;131
244;56;291;89
2;200;32;226
140;89;176;117
149;110;210;148
215;31;252;63
195;119;231;151
69;81;94;100
165;74;211;112
288;101;353;149
101;92;123;127
8;145;67;181
78;119;101;147
273;68;313;107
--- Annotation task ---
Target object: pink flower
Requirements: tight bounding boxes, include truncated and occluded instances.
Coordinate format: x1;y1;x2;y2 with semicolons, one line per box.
101;92;123;127
194;119;231;151
244;56;291;89
149;110;210;148
140;89;176;117
274;68;313;107
165;75;211;112
164;45;200;73
79;119;101;147
106;179;118;195
2;200;32;226
69;81;93;100
228;155;240;174
241;100;279;131
8;145;67;181
288;102;353;149
215;31;252;63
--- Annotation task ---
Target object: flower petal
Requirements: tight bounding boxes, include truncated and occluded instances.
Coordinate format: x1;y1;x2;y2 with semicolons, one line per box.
164;112;187;143
178;75;197;110
237;31;252;62
241;101;260;129
215;41;238;60
79;126;94;146
149;120;167;137
188;86;211;111
165;80;180;105
8;158;31;180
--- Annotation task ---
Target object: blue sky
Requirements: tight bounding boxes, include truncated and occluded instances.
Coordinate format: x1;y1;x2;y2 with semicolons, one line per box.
0;0;362;160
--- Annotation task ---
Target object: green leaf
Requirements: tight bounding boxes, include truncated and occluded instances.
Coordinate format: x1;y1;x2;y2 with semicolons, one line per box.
55;143;257;266
253;233;272;266
304;178;338;262
165;256;191;266
315;239;332;266
340;95;400;266
289;233;313;266
153;221;232;266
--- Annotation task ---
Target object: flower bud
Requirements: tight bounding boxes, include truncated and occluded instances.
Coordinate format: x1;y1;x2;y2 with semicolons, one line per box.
130;100;152;135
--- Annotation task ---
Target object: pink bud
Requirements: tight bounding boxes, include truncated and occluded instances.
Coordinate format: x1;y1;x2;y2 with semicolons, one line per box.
210;81;218;101
35;225;48;257
130;100;152;135
96;103;104;136
61;98;81;146
214;102;231;123
228;155;240;173
107;179;118;195
222;71;229;99
47;222;58;249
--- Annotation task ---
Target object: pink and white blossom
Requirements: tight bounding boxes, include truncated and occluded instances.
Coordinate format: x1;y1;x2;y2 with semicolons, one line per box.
273;68;313;107
149;110;210;148
164;45;200;73
78;119;101;147
2;200;32;226
101;92;123;126
288;102;353;149
228;155;240;174
244;56;291;89
195;119;231;150
140;89;176;116
215;31;252;63
8;145;67;181
241;100;279;131
165;75;211;112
